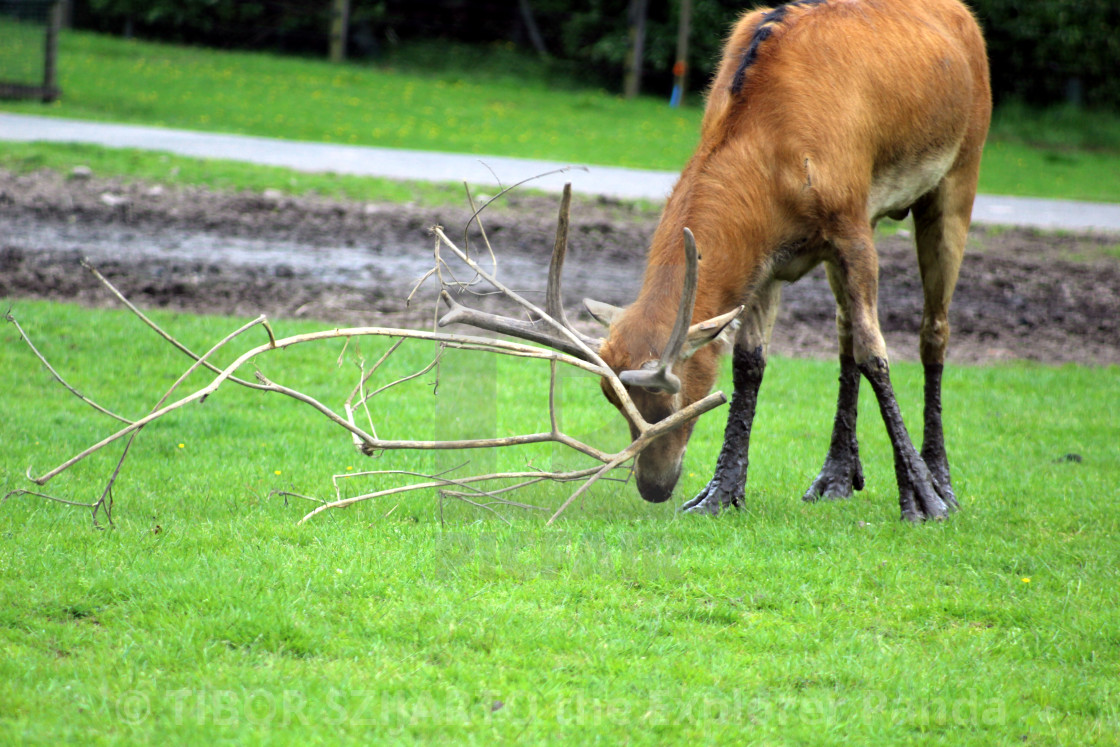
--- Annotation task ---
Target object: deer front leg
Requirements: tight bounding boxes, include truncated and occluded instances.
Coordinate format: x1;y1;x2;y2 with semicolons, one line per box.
679;344;765;515
681;284;780;515
835;229;952;522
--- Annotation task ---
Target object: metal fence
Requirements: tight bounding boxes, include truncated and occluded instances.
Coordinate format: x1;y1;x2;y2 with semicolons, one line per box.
0;0;61;102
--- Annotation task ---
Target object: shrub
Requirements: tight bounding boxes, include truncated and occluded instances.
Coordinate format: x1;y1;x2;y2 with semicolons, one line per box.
69;0;1120;108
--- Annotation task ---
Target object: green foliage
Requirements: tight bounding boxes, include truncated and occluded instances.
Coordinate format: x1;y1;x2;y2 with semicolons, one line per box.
81;0;331;52
2;299;1119;742
66;0;1120;107
970;0;1120;108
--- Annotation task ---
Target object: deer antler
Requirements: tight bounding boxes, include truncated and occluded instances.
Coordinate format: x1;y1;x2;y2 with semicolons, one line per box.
617;227;700;394
438;183;602;360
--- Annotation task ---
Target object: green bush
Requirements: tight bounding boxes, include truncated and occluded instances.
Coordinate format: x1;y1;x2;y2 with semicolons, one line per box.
78;0;332;52
970;0;1120;108
69;0;1120;108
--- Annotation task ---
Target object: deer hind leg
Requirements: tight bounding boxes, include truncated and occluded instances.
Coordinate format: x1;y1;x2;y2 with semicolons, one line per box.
803;263;865;502
681;282;782;515
829;222;952;522
909;170;976;511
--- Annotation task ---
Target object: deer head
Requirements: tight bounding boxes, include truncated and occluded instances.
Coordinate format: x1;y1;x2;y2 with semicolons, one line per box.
584;228;741;502
437;186;740;503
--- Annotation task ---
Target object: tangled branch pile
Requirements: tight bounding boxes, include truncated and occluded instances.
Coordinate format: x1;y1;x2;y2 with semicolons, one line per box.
4;185;728;526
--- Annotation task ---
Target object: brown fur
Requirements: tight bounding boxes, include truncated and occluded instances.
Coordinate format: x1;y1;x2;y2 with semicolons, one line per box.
597;0;991;505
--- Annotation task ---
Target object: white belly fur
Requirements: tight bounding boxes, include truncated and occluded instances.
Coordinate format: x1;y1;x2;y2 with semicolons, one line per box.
867;146;960;222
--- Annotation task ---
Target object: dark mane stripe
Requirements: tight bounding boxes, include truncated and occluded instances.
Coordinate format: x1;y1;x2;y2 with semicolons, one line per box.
730;0;827;94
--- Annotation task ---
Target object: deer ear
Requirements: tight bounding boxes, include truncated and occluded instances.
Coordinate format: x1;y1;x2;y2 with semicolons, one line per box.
679;305;744;360
582;298;625;328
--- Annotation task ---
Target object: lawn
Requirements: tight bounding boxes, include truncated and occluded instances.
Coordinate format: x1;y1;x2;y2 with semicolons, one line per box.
2;299;1118;743
2;30;1120;203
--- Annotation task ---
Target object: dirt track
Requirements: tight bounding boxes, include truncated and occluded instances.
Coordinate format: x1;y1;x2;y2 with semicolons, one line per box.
2;169;1119;366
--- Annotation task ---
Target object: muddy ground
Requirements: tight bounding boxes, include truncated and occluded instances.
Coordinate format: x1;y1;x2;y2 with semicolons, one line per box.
2;169;1118;366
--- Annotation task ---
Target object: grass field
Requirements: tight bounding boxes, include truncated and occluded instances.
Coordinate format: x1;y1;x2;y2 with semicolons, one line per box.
0;140;471;206
2;300;1118;743
2;31;1120;202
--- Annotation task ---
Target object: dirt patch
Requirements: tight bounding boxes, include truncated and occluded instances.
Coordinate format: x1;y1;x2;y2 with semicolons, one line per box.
2;168;1118;366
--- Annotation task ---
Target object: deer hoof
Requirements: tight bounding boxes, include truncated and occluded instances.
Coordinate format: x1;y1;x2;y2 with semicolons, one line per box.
802;455;864;502
898;457;956;522
679;478;743;515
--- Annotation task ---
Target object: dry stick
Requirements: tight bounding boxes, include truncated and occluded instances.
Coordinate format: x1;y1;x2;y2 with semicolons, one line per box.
345;337;405;406
335;336;352;368
433;227;646;430
297;390;727;524
435;227;597;358
82;261;274;389
462;183;499;285
89;316;270;524
298;466;606;524
2;488;105;509
545;453;632;526
357;346;442;407
546;390;729;525
439;486;551;511
30;326;609;485
259;352;609;459
5;311;134;425
332;462;475;503
27;233;725;522
344;336;410;448
30;316;271;485
271;490;327;505
90;433;134;526
462;165;588;244
352;361;379;449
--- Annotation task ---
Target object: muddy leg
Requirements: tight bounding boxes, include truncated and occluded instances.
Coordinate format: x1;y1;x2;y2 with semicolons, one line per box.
680;345;765;514
681;284;780;515
804;264;865;501
920;363;957;509
803;355;865;501
832;224;951;521
911;169;976;510
859;357;951;521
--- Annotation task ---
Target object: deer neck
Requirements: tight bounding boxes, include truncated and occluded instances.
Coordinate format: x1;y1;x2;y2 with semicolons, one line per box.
636;152;781;327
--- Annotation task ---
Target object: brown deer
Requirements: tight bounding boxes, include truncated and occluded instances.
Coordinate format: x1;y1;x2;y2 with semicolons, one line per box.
442;0;991;521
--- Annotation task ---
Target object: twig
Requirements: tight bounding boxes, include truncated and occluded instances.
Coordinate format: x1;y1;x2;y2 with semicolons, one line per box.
10;178;733;528
81;260;268;391
6;311;134;424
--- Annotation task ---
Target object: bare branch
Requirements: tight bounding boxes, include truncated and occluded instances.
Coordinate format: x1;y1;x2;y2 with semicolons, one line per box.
81;260;269;391
545;183;574;328
10;179;734;527
6;311;134;424
3;488;100;509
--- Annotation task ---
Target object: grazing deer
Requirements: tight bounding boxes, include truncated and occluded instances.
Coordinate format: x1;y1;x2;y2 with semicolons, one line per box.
443;0;990;521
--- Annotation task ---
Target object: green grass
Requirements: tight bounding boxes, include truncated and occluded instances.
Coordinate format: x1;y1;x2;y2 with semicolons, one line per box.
2;30;1120;203
2;299;1118;743
1;31;699;170
0;15;48;84
0;141;470;206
